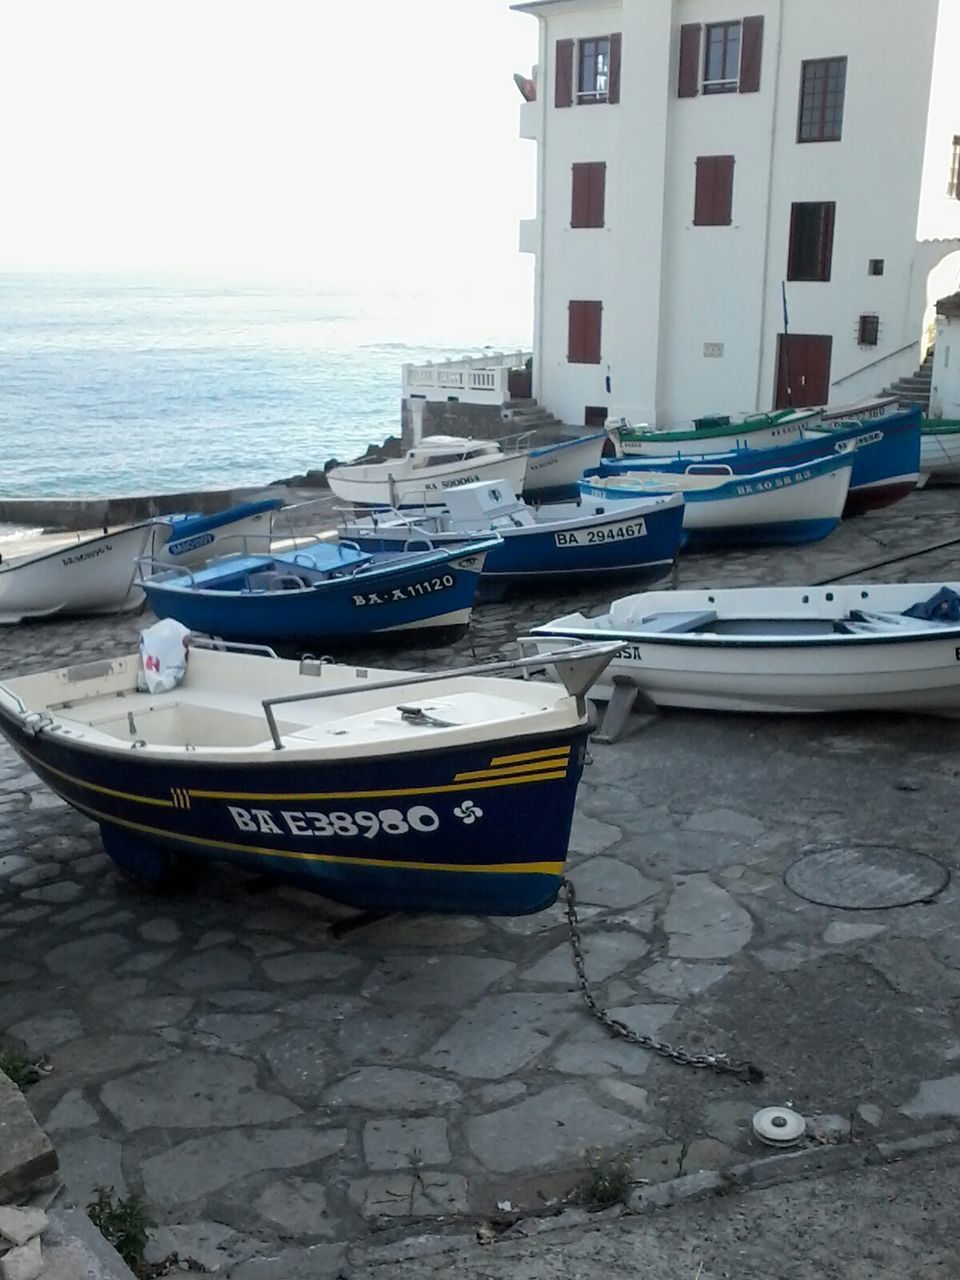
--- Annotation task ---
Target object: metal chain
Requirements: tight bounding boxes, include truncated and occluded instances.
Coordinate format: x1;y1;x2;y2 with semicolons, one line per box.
562;878;763;1084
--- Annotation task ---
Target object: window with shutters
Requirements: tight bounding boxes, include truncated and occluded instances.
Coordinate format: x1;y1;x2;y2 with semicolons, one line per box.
694;156;735;226
703;22;740;93
679;17;763;97
571;162;606;228
568;301;603;364
787;202;836;281
555;34;621;107
579;38;609;101
797;57;847;142
949;136;960;199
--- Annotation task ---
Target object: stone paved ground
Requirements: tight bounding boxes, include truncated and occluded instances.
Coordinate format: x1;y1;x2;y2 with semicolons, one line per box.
1;488;960;1276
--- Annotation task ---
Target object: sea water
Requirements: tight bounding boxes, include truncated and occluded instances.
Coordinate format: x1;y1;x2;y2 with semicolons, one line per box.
0;274;525;505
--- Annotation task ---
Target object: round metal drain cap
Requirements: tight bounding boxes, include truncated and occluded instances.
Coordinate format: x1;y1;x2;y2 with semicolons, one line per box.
784;844;949;910
752;1106;806;1147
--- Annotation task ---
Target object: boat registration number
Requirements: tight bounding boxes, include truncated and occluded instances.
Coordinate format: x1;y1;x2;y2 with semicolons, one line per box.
352;574;454;607
228;804;443;838
554;519;646;547
734;468;812;497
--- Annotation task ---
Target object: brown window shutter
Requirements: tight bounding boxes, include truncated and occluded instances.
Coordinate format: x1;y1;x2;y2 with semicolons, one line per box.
694;156;734;225
555;40;574;108
678;24;701;97
572;163;606;228
739;16;764;93
568;302;583;362
608;32;622;103
568;301;602;363
714;155;734;224
591;162;606;227
584;301;602;363
571;165;589;227
694;157;715;225
820;202;836;280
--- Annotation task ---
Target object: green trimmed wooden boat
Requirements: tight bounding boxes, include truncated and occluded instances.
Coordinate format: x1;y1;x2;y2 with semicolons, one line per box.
608;408;822;458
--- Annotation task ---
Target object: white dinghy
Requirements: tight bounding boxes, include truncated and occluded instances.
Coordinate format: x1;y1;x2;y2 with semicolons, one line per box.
0;522;158;624
527;582;960;723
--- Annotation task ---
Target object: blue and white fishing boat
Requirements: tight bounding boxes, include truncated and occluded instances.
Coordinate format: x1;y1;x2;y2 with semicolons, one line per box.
140;539;497;644
0;638;621;914
0;498;281;625
597;406;921;517
339;480;685;590
580;452;853;548
801;404;920;512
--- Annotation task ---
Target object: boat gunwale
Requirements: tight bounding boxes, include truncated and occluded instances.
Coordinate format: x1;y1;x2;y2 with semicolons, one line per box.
531;623;960;650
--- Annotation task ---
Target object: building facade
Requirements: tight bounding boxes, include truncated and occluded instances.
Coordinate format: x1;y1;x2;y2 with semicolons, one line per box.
514;0;960;428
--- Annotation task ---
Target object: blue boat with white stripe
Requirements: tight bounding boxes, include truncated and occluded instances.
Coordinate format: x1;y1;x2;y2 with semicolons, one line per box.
596;406;920;516
0;640;622;915
141;538;498;644
580;451;853;548
339;480;685;591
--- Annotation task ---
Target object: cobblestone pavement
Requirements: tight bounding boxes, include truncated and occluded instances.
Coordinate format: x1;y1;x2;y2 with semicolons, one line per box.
1;489;960;1276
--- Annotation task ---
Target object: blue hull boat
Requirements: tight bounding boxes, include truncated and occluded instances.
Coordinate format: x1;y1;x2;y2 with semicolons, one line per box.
595;406;920;516
339;480;685;589
142;539;497;644
0;641;621;914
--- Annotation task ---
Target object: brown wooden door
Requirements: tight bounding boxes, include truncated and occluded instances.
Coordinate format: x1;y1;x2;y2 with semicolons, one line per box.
775;334;832;408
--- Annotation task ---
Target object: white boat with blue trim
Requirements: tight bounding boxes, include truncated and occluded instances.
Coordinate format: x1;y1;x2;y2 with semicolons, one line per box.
326;433;606;508
528;582;960;716
579;452;852;547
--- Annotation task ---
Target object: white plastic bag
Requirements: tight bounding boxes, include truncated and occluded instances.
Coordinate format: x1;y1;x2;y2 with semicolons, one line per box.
138;619;191;694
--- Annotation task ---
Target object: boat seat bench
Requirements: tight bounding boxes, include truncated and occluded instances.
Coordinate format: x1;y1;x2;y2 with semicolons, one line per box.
635;609;718;634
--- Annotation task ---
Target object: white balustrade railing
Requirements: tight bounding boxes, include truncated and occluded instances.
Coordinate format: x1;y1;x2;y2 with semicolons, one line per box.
402;350;532;403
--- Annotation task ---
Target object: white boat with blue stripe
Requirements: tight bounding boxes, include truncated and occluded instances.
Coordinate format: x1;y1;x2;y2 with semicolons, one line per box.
528;583;960;716
579;452;852;548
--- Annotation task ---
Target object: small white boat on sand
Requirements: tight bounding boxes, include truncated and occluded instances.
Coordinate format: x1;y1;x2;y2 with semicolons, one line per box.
527;582;960;722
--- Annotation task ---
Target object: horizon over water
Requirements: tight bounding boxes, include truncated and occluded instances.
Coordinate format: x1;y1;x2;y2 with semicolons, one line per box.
0;273;529;505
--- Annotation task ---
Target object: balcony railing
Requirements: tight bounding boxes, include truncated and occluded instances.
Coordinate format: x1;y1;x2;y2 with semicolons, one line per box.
402;350;532;404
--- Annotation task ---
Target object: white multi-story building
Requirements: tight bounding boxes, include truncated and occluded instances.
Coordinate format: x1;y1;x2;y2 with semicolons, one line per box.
513;0;960;429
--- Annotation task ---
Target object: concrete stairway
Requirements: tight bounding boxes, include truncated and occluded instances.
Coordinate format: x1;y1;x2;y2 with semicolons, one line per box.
881;349;934;413
500;397;573;443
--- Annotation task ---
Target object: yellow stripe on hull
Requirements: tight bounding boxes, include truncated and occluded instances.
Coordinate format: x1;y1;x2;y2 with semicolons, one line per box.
20;743;570;809
454;757;570;782
490;746;572;766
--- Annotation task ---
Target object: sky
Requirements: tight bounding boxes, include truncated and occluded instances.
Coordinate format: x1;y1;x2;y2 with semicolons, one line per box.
0;1;539;343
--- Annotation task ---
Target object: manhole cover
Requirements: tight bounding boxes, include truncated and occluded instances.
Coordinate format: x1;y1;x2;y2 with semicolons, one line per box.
784;844;949;910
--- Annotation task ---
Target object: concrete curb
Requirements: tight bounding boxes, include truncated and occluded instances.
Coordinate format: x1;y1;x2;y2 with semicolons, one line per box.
343;1125;960;1271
